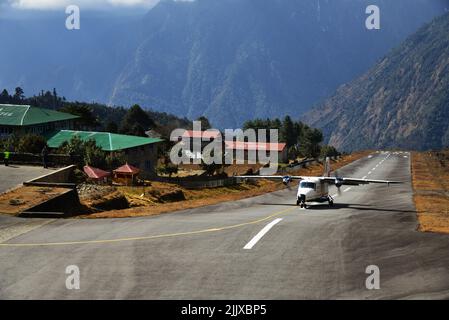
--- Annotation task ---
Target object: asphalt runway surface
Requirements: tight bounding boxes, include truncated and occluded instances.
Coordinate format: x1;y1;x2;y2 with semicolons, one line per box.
0;165;52;194
1;152;449;299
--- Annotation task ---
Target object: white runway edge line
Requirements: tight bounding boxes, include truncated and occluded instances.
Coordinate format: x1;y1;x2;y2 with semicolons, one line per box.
243;218;283;250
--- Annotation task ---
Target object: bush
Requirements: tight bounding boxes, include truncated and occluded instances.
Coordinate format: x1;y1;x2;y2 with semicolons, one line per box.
83;140;107;169
0;135;18;152
157;163;178;177
58;136;125;169
17;134;47;154
106;152;126;170
320;145;341;158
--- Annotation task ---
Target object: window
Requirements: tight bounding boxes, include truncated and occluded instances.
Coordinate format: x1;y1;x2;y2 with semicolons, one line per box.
300;182;316;189
145;160;152;170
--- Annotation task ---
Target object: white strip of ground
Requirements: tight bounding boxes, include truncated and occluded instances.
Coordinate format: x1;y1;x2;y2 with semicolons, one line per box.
243;218;283;250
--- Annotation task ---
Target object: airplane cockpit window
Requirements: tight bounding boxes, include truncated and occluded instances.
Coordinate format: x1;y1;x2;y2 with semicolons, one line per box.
300;182;316;189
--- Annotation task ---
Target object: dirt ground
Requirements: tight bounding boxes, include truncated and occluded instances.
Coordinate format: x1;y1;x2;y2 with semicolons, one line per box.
0;186;72;215
412;151;449;234
78;151;371;219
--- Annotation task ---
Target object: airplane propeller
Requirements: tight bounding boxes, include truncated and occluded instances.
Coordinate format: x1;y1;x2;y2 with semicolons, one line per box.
334;170;343;196
282;176;293;190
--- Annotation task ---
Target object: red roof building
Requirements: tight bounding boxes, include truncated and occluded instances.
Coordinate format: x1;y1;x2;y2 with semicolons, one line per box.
224;141;286;152
83;165;110;180
181;130;221;140
113;163;140;186
224;141;288;163
178;129;288;164
113;163;140;175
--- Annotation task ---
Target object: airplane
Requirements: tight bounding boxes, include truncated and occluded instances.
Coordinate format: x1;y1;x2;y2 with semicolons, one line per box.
237;157;402;209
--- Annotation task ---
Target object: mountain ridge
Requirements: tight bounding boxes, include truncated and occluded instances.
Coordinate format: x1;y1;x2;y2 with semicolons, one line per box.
0;0;447;129
303;12;449;151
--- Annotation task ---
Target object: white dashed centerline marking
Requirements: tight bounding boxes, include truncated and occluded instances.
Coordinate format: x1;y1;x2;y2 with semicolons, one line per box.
343;187;351;192
243;218;283;250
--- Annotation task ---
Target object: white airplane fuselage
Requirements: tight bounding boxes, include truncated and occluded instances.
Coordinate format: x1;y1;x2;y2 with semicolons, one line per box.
297;178;330;204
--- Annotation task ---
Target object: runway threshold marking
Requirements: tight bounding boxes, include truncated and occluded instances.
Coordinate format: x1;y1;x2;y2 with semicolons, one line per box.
0;207;297;248
243;218;283;250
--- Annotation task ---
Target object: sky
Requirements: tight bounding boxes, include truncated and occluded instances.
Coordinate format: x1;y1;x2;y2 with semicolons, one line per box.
0;0;193;11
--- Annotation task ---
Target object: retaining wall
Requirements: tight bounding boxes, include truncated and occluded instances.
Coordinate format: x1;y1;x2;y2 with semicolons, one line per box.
25;165;77;185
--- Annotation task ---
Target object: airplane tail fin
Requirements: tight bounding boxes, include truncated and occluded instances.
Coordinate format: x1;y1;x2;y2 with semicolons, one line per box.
323;157;331;177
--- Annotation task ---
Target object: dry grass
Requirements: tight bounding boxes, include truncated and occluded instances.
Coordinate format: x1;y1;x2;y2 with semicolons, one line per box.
0;186;71;215
77;151;371;219
412;151;449;234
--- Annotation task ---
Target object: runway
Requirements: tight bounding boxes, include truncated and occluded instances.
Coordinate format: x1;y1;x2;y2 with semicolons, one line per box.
1;152;449;299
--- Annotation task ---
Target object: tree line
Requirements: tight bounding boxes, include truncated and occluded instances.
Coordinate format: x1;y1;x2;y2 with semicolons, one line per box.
243;116;339;159
0;87;191;139
1;88;339;171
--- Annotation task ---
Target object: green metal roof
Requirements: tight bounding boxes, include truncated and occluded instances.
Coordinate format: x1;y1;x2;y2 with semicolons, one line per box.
47;130;164;151
0;104;79;126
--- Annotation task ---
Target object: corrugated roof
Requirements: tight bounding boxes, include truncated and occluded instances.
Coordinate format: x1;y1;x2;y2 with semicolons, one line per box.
225;141;287;152
0;104;79;126
113;163;140;174
182;130;221;139
47;130;163;151
83;165;110;179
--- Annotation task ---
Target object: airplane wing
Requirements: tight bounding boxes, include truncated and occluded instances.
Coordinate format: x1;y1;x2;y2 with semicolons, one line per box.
319;177;402;186
237;175;304;180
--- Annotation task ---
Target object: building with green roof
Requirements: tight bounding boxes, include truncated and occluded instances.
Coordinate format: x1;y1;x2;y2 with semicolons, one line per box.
47;130;164;176
0;104;79;138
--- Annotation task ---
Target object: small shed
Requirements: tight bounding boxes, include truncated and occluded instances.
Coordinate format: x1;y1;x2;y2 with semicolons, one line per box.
113;163;140;186
83;165;110;183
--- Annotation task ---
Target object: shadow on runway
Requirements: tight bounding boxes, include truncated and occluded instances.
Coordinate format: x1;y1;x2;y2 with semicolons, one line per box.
258;202;414;213
258;203;299;207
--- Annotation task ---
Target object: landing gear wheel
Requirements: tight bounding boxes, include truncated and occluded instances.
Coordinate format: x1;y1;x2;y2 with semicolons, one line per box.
300;202;306;209
328;195;334;207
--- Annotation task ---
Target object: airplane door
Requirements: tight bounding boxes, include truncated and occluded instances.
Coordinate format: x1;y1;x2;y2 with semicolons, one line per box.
321;182;327;195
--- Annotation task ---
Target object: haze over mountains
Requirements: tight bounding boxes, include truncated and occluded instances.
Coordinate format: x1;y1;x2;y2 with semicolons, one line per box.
304;12;449;152
0;0;447;131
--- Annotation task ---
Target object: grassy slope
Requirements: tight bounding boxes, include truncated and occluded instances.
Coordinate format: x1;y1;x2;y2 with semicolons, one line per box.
412;151;449;233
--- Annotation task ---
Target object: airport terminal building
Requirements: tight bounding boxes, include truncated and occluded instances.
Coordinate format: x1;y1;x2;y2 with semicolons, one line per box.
0;104;79;138
47;130;164;177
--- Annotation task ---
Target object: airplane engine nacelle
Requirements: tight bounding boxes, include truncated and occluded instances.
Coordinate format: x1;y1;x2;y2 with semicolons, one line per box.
335;178;344;188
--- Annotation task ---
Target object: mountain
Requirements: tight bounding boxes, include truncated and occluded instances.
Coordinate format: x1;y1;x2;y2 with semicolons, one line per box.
0;0;448;128
107;0;448;128
303;12;449;152
0;11;141;103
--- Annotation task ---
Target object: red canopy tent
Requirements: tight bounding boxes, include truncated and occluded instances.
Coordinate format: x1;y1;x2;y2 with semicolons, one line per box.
83;165;110;182
113;163;140;185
